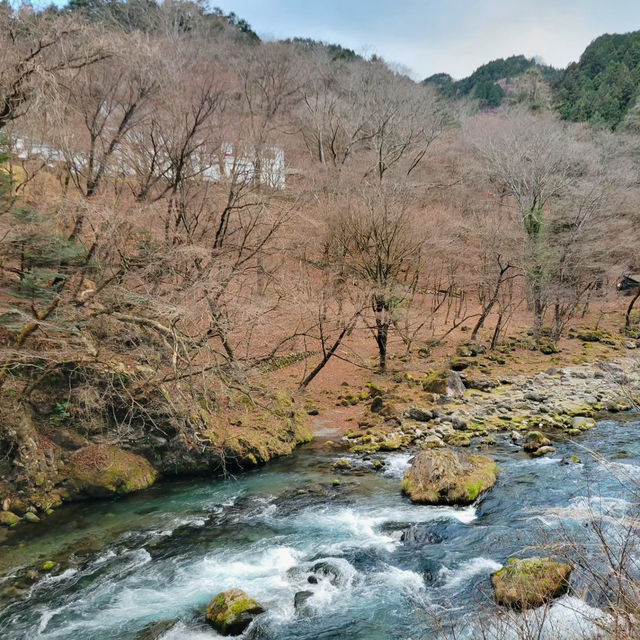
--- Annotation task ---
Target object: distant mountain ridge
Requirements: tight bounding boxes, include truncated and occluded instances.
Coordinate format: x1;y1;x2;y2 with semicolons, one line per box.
423;54;558;98
423;32;640;129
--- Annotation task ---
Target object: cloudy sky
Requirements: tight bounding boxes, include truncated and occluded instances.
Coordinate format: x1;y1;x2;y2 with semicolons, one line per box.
216;0;640;79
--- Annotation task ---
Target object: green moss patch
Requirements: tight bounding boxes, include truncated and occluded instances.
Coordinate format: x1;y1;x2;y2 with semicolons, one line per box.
491;557;572;609
70;445;157;497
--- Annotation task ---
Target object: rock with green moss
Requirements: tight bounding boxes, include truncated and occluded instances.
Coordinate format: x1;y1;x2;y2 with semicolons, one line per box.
571;417;596;431
332;459;351;470
422;370;465;398
23;512;40;523
0;511;21;526
491;557;572;609
402;449;498;505
522;431;551;453
378;434;408;451
575;329;615;345
450;356;471;371
70;445;158;497
206;589;265;636
41;561;57;571
404;407;434;422
445;433;471;447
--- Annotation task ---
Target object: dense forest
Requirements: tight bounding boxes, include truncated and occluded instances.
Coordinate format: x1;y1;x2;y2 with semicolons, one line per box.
555;31;640;129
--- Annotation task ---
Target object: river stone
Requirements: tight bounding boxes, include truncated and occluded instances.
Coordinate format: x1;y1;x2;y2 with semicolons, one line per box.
491;557;572;609
70;445;158;497
401;449;498;505
311;561;343;586
294;590;314;611
136;619;178;639
523;431;551;453
423;370;466;398
23;512;40;523
0;511;20;526
206;589;265;636
400;524;444;544
404;407;434;422
531;445;556;457
571;417;596;431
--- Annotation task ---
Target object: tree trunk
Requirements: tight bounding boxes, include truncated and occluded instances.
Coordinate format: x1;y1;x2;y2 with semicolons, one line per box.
298;313;358;390
626;288;640;327
491;312;504;351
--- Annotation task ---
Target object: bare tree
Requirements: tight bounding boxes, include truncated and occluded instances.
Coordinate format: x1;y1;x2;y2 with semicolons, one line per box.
475;112;593;335
0;5;106;130
326;183;424;371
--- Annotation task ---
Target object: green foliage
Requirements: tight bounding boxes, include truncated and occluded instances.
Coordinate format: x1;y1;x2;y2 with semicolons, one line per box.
555;31;640;129
424;55;558;102
0;138;86;303
474;81;505;108
50;401;71;427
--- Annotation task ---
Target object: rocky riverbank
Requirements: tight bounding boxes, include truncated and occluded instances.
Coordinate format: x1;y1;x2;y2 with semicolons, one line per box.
0;377;311;529
2;352;638;532
343;358;640;456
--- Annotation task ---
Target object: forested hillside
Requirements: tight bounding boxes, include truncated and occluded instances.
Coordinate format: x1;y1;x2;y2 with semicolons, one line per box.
424;55;558;108
555;30;640;129
425;31;640;129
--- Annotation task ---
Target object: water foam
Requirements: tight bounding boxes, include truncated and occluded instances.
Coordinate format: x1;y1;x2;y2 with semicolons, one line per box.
480;595;609;640
382;452;413;478
439;557;502;590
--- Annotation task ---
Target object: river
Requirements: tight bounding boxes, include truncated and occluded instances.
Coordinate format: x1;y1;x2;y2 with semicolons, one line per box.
1;417;639;639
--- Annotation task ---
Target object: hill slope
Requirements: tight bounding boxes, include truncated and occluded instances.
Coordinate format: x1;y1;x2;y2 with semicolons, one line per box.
555;31;640;129
423;55;559;107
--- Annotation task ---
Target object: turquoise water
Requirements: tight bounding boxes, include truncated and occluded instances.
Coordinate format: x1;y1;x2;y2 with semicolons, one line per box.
0;419;639;639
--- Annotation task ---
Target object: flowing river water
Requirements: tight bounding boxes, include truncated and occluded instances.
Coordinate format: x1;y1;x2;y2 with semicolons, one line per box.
1;417;639;640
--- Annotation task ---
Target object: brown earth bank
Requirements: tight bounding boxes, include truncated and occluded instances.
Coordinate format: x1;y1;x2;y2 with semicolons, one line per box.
0;318;639;530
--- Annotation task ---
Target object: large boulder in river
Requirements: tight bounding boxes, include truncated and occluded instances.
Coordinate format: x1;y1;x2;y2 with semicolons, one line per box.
401;449;498;505
206;589;265;636
69;445;157;497
491;557;572;609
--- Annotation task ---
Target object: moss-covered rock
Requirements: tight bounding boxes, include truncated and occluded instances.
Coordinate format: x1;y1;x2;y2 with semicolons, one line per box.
0;511;21;526
378;434;408;451
23;512;40;523
402;449;498;505
422;370;465;398
70;445;157;497
522;431;551;453
491;557;572;609
445;433;471;447
571;417;596;431
450;356;471;371
537;338;560;355
205;588;265;636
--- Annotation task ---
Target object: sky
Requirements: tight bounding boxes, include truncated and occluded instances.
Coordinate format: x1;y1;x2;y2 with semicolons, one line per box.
215;0;640;80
